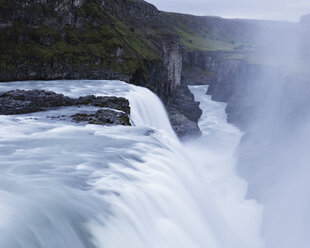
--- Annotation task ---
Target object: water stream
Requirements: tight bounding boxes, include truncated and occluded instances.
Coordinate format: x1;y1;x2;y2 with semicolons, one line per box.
0;80;263;248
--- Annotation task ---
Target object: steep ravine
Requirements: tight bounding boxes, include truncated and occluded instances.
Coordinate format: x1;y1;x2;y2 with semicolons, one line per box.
2;0;305;138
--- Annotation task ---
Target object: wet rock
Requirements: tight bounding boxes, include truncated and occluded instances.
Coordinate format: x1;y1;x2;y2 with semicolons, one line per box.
169;112;201;139
77;95;130;114
0;89;74;115
0;89;131;126
167;84;202;138
163;39;182;91
72;109;131;126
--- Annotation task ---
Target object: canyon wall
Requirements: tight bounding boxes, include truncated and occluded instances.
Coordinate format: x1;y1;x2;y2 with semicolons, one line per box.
0;0;202;137
1;0;306;137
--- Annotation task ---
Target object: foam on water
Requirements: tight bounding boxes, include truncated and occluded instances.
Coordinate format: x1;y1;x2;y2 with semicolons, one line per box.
0;80;263;248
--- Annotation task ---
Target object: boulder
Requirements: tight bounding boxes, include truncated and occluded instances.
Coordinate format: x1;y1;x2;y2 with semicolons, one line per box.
72;109;131;126
0;89;131;126
167;84;202;138
169;112;201;138
0;89;73;115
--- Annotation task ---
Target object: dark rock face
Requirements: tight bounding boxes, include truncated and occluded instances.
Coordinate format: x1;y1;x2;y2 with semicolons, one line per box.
0;89;74;115
77;95;130;114
182;51;233;86
206;61;265;130
169;112;201;138
180;47;265;131
0;0;181;94
167;84;202;138
179;47;256;131
0;89;131;126
72;109;130;126
0;67;131;84
0;0;159;83
205;55;310;134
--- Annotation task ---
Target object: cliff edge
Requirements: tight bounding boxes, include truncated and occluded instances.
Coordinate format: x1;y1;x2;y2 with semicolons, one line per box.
0;0;202;137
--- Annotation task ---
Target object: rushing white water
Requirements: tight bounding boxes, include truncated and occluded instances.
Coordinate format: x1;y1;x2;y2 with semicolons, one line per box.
0;80;263;248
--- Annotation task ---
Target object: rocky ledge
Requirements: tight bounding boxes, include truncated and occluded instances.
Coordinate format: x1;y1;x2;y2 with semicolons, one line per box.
167;84;202;138
0;89;131;126
72;109;130;126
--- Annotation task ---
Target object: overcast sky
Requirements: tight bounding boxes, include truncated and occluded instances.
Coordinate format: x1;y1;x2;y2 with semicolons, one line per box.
147;0;310;22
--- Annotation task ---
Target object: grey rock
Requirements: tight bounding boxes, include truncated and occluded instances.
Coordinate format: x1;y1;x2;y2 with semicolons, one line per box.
169;112;201;139
167;84;202;138
72;109;131;126
0;89;74;115
163;39;182;92
0;89;131;127
77;95;130;114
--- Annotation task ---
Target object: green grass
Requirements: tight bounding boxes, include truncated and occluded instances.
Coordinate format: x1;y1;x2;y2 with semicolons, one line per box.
162;12;254;53
0;0;257;81
174;27;236;51
0;0;161;77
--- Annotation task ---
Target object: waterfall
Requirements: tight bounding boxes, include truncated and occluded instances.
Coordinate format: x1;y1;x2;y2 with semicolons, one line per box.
126;86;177;138
0;80;263;248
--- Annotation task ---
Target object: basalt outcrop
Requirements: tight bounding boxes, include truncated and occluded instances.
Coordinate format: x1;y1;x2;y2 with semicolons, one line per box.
0;89;131;125
71;109;130;126
167;83;202;138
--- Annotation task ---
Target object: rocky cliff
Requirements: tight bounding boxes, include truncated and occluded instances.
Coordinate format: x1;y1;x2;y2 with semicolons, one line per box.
0;0;203;137
2;0;305;137
205;18;309;131
163;12;308;133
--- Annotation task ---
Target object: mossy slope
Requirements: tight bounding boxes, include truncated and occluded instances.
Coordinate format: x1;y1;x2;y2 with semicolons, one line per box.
0;0;161;81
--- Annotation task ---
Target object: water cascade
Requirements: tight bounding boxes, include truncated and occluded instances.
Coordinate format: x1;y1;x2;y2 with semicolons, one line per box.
0;80;263;248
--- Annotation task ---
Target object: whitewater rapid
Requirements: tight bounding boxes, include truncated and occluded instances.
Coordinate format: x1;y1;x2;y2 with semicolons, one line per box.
0;80;263;248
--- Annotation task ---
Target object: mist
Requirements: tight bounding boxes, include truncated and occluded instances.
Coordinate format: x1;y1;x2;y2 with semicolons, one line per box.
235;14;310;248
1;1;310;247
147;0;310;21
